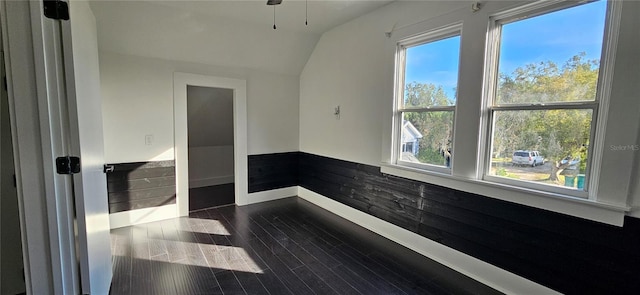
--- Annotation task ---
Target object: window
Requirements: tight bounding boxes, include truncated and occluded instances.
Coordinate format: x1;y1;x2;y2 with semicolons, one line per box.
484;0;608;195
384;0;628;225
402;142;414;153
395;25;461;171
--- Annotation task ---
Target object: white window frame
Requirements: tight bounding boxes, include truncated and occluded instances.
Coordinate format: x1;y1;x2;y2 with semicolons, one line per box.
382;0;632;226
480;0;616;200
393;24;462;175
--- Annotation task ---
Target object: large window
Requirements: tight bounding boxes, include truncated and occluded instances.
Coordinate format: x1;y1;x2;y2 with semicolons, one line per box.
384;0;629;225
395;25;461;172
484;0;608;195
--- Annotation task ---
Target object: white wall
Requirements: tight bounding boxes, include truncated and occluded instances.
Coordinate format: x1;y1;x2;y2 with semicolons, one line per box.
188;146;234;188
299;1;468;166
630;125;640;217
100;51;300;163
627;10;640;216
300;0;640;219
187;86;234;188
600;0;640;215
298;0;639;291
187;86;234;147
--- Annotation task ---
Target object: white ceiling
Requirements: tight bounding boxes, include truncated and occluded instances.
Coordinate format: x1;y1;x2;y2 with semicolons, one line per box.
148;0;395;34
89;0;394;75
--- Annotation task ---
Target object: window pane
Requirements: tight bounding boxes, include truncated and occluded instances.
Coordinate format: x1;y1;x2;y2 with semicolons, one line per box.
400;111;453;167
403;35;460;108
496;1;606;104
489;109;593;191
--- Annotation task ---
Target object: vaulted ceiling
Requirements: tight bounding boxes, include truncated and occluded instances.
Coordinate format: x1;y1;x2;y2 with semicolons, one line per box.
90;0;394;75
150;0;395;34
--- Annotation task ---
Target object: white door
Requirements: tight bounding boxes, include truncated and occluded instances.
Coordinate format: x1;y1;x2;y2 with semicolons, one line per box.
61;1;112;294
3;0;112;292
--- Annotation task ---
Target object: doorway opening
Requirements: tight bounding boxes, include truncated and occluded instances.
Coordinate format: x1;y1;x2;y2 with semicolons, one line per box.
187;86;235;210
173;73;248;217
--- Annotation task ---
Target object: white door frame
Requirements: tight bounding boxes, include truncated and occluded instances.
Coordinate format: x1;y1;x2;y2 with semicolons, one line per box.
174;72;248;216
1;0;79;293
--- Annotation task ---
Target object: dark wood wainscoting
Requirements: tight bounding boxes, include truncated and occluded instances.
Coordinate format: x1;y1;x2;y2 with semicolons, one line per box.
106;160;176;213
248;152;298;193
298;152;640;295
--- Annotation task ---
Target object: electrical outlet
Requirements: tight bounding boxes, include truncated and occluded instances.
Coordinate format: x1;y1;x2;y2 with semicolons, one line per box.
145;134;154;145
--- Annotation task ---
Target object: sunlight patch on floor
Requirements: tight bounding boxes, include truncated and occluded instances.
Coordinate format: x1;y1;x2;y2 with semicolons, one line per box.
138;239;264;274
173;217;231;236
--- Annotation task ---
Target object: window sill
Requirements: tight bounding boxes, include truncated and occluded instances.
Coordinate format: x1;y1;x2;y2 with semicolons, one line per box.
380;163;630;226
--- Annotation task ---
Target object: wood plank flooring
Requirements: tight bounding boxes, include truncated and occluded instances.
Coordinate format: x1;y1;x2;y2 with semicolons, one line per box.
110;197;501;295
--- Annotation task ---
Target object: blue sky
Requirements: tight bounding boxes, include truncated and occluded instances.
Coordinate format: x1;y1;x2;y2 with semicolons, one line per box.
404;0;606;100
406;36;461;100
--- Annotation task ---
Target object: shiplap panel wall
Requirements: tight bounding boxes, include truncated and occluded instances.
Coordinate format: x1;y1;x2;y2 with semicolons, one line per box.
248;152;299;193
106;161;176;213
106;152;639;293
293;152;640;295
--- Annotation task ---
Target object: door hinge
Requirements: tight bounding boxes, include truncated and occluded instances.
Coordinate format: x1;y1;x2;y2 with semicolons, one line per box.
43;0;70;20
3;76;6;91
13;174;16;188
56;156;81;175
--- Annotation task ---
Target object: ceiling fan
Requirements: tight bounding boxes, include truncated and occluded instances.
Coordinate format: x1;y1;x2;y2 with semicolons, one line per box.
266;0;308;29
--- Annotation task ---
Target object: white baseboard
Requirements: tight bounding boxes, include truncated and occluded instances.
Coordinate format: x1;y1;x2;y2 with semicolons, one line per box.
189;175;234;188
240;186;297;206
109;204;179;229
109;186;295;228
297;186;559;295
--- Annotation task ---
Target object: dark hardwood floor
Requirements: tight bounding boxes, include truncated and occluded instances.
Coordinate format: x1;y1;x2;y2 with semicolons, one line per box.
189;183;235;211
110;197;501;295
